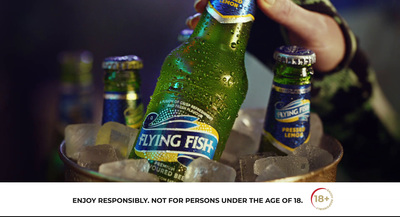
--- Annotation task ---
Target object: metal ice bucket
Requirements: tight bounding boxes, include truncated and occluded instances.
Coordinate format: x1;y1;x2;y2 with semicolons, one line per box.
58;134;342;182
268;134;343;182
59;141;120;182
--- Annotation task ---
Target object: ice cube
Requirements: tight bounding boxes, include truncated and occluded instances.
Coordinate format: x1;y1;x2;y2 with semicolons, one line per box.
77;144;122;171
183;157;236;182
219;130;258;169
238;152;277;182
309;113;324;146
232;108;266;147
292;143;333;171
99;159;159;182
65;123;101;160
254;156;309;177
95;122;139;158
255;164;287;182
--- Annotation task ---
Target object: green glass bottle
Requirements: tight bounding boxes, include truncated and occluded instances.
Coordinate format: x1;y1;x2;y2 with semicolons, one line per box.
58;50;94;130
101;55;144;128
129;0;256;182
48;50;95;181
259;46;316;155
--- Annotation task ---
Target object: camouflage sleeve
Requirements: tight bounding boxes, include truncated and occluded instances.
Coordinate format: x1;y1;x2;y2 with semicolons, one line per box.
293;1;400;181
294;0;399;141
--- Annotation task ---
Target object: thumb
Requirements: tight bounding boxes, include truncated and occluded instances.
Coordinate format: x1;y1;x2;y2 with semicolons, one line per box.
257;0;327;43
257;0;345;72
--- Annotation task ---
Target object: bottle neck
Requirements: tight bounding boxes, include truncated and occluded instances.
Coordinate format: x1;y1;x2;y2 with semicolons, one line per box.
61;61;93;86
104;69;141;92
273;62;313;86
188;2;254;57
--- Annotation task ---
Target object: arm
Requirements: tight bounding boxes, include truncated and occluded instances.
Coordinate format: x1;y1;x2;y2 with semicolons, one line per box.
189;0;346;73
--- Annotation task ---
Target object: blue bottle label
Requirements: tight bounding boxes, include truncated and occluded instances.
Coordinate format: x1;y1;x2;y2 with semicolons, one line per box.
59;85;94;126
134;101;219;167
102;91;143;128
264;82;311;153
207;0;255;23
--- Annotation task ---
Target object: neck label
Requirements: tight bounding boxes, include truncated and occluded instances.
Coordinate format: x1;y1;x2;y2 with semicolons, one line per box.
207;0;255;23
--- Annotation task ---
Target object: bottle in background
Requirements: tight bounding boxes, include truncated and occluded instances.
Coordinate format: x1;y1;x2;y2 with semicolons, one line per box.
58;50;95;131
259;45;316;155
101;55;144;129
47;50;95;181
129;0;256;182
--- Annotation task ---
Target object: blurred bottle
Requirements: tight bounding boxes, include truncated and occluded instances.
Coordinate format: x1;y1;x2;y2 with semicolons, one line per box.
101;55;144;128
129;0;256;182
259;46;315;155
58;51;95;130
47;50;95;181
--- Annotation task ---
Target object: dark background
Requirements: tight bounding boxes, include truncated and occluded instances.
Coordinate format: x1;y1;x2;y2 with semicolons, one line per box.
0;0;399;181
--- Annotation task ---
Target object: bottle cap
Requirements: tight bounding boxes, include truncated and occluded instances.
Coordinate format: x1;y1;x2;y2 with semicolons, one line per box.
273;46;316;65
102;55;143;70
59;50;93;65
177;29;193;42
58;50;93;85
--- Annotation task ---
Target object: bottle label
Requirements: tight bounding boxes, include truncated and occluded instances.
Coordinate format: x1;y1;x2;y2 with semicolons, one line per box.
133;99;219;182
264;83;311;154
59;84;94;128
207;0;255;23
102;91;143;128
135;112;219;165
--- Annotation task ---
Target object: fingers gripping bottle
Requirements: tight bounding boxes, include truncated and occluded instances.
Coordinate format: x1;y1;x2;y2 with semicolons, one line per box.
129;0;256;182
259;46;316;155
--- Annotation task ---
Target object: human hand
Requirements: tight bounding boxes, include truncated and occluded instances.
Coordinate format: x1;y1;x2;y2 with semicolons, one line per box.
186;0;345;73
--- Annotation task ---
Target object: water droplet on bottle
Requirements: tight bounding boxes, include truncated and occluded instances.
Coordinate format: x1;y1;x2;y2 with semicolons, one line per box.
231;42;237;48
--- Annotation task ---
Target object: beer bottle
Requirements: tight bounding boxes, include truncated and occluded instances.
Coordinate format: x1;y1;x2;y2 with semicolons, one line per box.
259;45;316;155
47;50;95;181
129;0;256;182
58;50;95;130
101;55;144;128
